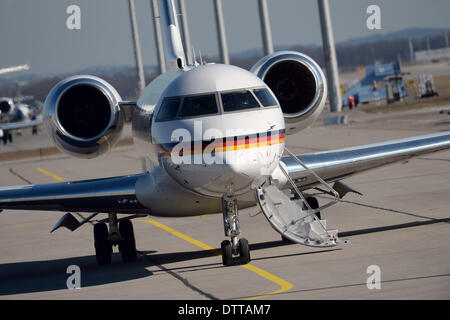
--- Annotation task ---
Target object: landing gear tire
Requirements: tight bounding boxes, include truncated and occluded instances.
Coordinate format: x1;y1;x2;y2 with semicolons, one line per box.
118;219;137;262
2;131;8;145
94;223;112;266
221;240;233;266
238;238;251;265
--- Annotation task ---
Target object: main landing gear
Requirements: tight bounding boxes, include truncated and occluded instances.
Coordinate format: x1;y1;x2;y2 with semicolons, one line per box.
220;196;251;266
1;130;12;145
93;213;137;265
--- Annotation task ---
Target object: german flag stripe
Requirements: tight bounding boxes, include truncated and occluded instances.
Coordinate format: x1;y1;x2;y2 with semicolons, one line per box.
159;129;286;157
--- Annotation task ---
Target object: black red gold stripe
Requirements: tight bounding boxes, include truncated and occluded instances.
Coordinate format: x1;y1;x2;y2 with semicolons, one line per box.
159;129;285;157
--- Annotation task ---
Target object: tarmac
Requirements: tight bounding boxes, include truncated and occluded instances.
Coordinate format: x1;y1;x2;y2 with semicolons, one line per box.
0;105;449;300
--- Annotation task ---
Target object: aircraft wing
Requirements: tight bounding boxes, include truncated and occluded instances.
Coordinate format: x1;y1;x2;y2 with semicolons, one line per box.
0;132;449;215
283;131;450;190
0;119;43;131
0;174;148;213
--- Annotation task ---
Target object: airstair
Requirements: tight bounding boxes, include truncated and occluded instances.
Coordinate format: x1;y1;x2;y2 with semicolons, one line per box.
255;148;349;247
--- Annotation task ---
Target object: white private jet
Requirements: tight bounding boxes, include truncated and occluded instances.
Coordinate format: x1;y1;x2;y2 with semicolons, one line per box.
0;0;449;266
0;97;42;144
0;64;42;144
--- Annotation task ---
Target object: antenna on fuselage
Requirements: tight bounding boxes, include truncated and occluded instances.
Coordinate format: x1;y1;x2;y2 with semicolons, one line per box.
199;50;204;65
192;46;199;67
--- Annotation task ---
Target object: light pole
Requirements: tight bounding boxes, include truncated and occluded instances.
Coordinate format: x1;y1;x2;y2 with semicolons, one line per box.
213;0;229;64
128;0;146;93
258;0;274;55
317;0;342;113
150;0;166;74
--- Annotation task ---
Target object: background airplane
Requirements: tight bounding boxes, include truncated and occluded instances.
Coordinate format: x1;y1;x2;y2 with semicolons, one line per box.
0;0;449;267
0;64;43;145
0;97;43;144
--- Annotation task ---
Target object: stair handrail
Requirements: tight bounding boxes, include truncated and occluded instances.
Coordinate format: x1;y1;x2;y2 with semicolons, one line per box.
280;147;342;225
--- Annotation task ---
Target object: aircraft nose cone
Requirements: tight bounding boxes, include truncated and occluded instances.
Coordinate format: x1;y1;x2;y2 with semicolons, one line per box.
163;142;283;197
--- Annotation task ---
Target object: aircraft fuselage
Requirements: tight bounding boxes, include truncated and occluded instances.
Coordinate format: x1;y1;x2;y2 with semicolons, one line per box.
134;63;285;198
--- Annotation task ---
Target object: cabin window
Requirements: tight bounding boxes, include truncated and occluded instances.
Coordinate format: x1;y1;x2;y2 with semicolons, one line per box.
221;90;260;112
253;88;278;107
156;97;181;121
179;94;218;117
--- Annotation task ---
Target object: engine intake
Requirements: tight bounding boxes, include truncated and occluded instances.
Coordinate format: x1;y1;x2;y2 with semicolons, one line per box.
0;98;12;115
43;75;124;158
251;51;327;135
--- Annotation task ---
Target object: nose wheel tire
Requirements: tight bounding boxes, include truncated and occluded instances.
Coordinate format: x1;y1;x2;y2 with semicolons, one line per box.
221;238;251;266
94;223;112;266
118;220;137;262
221;240;233;266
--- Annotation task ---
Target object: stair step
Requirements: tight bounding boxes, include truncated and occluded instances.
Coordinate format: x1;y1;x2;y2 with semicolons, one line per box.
256;184;342;247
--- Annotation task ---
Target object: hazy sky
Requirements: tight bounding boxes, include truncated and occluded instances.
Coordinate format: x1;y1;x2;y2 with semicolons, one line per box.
1;0;450;77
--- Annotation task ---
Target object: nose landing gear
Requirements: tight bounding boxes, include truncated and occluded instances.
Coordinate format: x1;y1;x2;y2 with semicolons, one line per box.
1;130;12;145
220;196;251;266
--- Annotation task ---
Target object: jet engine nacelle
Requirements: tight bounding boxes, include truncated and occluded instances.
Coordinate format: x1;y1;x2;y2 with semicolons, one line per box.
0;98;13;114
0;98;13;121
43;75;124;158
250;51;327;135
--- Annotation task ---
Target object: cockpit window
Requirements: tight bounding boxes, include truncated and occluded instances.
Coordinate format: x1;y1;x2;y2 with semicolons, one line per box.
221;90;260;112
156;97;181;122
253;88;278;107
179;94;218;118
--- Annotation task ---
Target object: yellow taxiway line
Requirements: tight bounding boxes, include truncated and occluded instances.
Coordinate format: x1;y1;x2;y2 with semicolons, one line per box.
144;219;293;300
36;167;293;300
36;167;64;182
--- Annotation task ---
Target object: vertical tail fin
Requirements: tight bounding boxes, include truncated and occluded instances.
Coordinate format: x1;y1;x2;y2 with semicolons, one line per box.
160;0;187;70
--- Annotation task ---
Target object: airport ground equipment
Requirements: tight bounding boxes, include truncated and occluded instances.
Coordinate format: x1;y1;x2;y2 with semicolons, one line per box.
343;62;408;107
